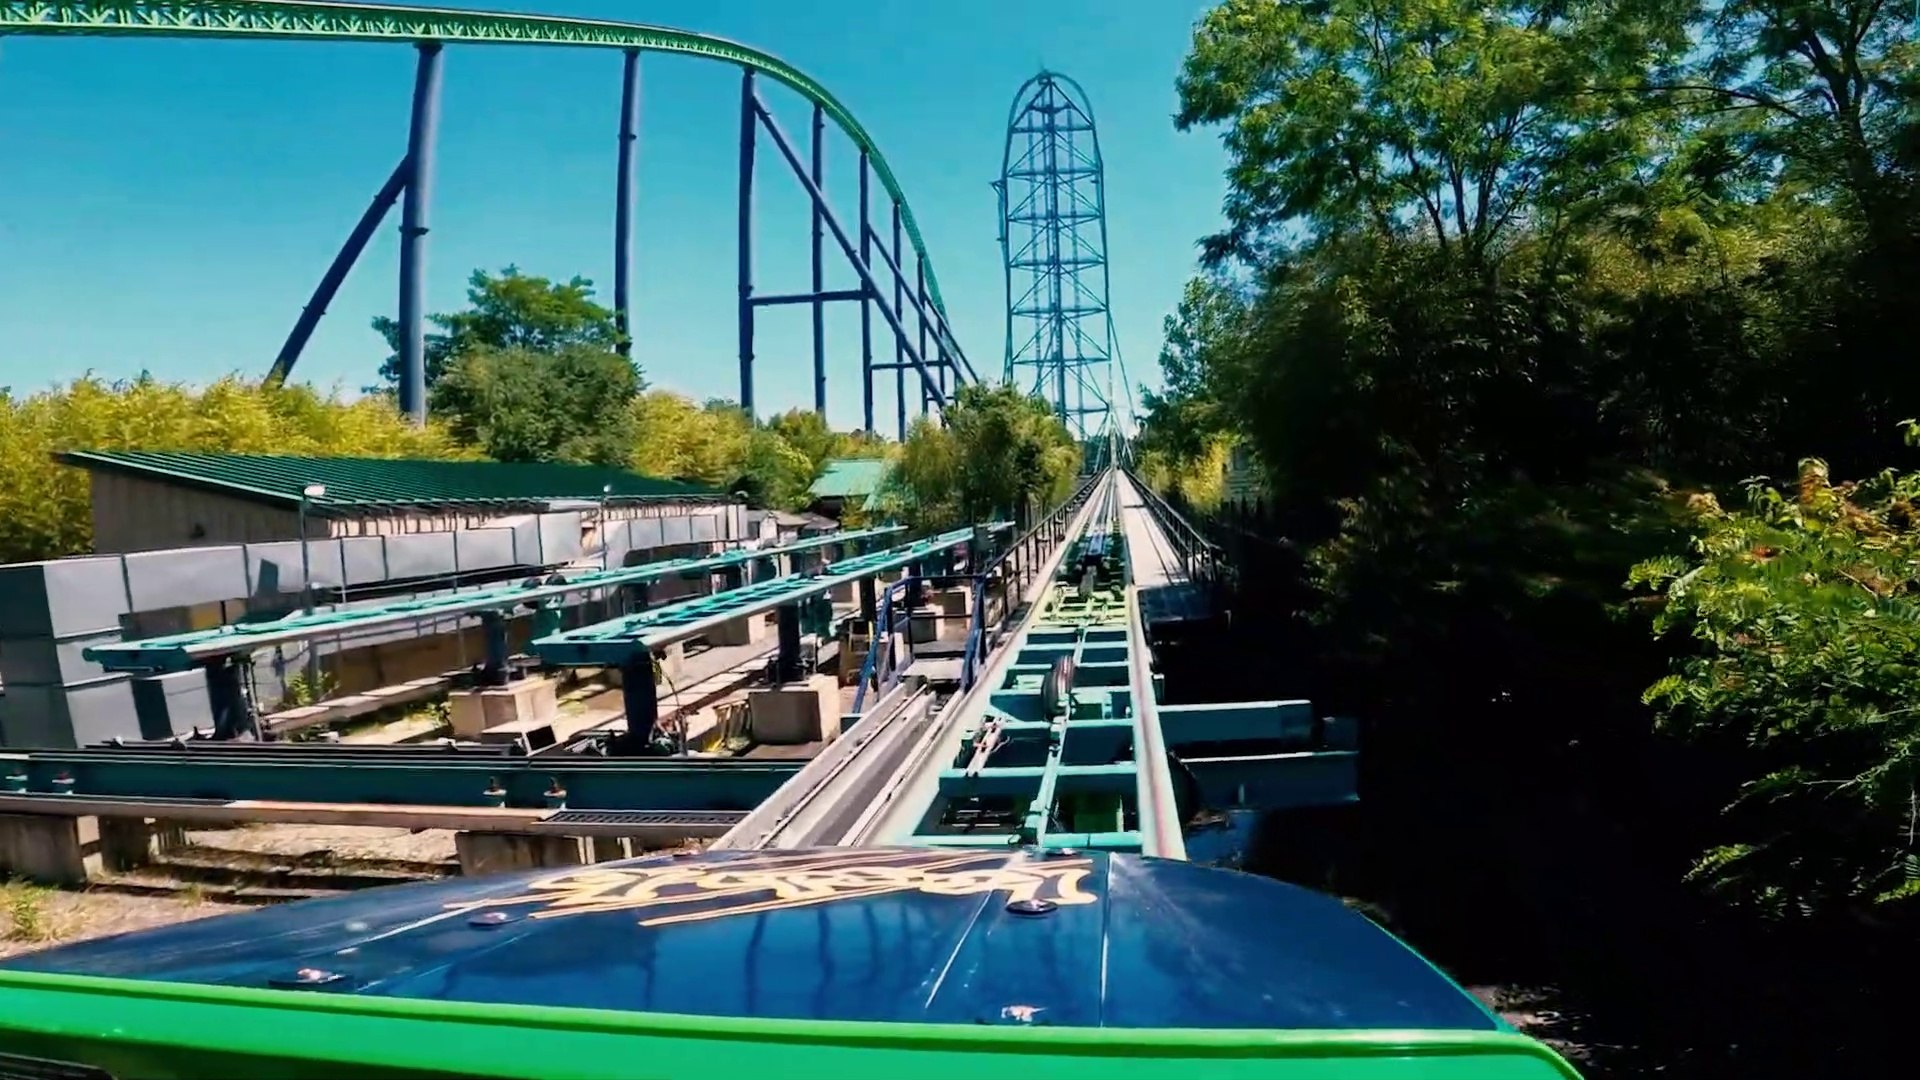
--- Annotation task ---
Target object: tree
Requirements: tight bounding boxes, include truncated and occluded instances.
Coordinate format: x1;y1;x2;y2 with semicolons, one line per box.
0;375;464;563
879;384;1079;530
1176;0;1691;265
428;345;641;465
370;266;625;393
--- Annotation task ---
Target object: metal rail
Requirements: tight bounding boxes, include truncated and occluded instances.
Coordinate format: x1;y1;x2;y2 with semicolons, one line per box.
822;477;1120;850
83;526;902;673
0;1;961;321
531;525;1004;661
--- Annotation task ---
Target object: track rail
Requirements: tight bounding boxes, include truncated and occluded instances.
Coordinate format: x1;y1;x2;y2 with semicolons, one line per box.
0;0;958;318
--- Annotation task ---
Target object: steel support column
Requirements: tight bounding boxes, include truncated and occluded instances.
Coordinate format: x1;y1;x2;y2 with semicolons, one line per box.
809;102;827;416
892;206;906;439
616;651;659;755
916;258;929;417
268;159;407;385
858;153;875;434
737;68;757;418
775;603;803;684
396;41;444;426
750;100;946;408
613;49;640;357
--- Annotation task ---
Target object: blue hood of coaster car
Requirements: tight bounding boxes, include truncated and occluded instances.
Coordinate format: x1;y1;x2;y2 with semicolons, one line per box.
1;847;1499;1032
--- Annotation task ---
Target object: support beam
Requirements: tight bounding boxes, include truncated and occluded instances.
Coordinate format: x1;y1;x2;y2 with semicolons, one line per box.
891;205;906;440
397;41;444;426
613;49;640;356
750;99;947;409
810;102;827;417
859;153;875;434
916;258;929;417
615;650;659;755
736;67;757;418
267;159;407;385
776;603;804;684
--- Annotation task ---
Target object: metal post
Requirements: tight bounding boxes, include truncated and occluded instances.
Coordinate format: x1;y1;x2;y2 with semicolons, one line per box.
776;603;803;684
859;576;877;624
810;102;827;417
479;612;510;686
891;206;906;439
268;160;408;385
397;41;444;425
737;68;758;418
858;153;874;434
207;657;259;741
616;650;659;755
613;49;641;357
916;258;929;417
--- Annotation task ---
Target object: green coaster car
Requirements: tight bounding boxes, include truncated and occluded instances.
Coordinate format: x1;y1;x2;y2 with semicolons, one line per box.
0;847;1580;1078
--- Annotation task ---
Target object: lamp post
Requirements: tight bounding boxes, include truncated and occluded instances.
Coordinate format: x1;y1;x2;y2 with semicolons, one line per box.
600;484;614;572
297;483;326;690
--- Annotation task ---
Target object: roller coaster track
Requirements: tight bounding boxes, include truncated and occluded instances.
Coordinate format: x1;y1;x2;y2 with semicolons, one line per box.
0;0;957;317
719;469;1192;859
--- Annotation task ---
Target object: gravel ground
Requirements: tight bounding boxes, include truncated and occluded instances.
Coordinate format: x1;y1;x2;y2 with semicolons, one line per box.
183;823;458;865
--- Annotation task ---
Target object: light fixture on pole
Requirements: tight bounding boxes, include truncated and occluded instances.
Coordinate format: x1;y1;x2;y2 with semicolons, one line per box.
600;484;614;573
298;483;326;688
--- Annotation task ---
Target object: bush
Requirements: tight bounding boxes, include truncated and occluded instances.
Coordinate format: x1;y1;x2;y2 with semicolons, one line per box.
0;375;467;564
1633;442;1920;917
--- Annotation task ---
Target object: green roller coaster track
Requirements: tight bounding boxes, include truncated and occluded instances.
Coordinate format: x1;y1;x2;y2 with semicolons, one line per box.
0;0;956;320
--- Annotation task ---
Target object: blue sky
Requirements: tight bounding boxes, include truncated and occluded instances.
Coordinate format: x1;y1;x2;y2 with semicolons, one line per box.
0;0;1229;433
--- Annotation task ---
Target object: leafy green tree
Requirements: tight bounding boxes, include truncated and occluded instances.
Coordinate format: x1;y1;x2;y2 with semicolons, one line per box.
370;266;624;392
879;384;1078;530
428;345;641;466
1176;0;1690;264
1633;443;1920;917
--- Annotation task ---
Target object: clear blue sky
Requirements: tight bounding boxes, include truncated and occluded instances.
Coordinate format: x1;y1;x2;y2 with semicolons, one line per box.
0;0;1228;433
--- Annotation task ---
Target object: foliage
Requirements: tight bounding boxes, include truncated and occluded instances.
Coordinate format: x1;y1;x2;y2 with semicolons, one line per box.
429;345;642;466
1151;0;1920;921
1632;446;1920;916
0;375;466;564
878;384;1079;530
370;266;624;392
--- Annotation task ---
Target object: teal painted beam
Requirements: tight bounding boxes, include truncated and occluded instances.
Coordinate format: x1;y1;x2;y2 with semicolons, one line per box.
1;750;799;811
1157;700;1317;749
533;524;1010;661
82;525;904;672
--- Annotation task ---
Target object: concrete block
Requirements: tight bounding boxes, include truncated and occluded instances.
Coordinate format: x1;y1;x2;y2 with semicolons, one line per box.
341;536;389;586
539;512;584;566
455;832;588;877
0;678;140;749
930;587;973;618
123;544;247;611
131;669;216;740
384;532;457;580
747;674;842;745
447;677;558;739
0;556;132;638
0;629;123;686
456;527;516;572
0;813;99;884
243;539;346;596
705;614;765;647
629;516;665;552
507;516;542;567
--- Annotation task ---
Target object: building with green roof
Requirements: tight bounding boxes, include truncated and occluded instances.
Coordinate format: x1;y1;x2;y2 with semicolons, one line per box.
56;450;730;554
806;457;892;519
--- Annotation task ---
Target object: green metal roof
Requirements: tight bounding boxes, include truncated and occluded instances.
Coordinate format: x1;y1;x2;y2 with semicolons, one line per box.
56;450;724;513
809;458;890;500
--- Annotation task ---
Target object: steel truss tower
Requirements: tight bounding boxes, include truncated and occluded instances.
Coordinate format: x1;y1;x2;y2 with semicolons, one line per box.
995;71;1116;439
